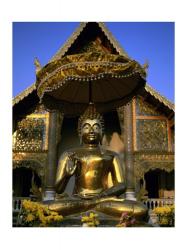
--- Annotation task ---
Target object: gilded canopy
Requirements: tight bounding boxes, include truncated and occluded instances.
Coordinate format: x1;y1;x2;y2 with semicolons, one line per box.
36;52;146;115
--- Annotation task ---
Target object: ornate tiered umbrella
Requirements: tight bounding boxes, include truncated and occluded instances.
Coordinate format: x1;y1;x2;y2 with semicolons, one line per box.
36;52;146;116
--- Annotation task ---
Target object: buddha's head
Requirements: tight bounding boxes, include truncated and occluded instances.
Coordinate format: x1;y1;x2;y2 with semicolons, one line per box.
78;104;104;146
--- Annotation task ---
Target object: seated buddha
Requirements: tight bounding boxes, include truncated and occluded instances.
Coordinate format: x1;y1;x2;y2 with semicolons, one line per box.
45;104;148;222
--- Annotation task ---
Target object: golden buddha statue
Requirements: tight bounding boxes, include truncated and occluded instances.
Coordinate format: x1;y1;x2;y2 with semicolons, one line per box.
45;104;148;222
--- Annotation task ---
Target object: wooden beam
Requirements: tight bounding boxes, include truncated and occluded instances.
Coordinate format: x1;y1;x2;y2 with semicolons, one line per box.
124;101;135;196
132;98;137;151
45;112;50;151
136;115;167;120
169;118;175;128
44;111;58;200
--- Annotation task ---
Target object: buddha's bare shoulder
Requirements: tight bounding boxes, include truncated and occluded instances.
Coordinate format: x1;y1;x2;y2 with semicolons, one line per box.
101;148;120;158
58;148;79;158
59;147;88;158
59;147;120;158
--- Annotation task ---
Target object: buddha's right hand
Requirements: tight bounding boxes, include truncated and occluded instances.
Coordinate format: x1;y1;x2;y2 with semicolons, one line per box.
65;152;79;175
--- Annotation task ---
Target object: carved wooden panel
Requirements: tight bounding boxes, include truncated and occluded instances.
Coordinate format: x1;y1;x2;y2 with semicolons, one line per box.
32;104;47;114
13;159;45;177
136;119;168;151
79;38;109;53
13;117;47;152
136;97;162;116
134;157;174;180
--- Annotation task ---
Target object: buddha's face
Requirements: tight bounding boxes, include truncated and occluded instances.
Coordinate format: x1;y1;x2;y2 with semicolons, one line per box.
81;119;102;145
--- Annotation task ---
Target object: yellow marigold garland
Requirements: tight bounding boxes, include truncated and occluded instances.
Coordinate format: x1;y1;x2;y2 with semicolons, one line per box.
21;200;63;227
153;205;175;226
81;212;100;227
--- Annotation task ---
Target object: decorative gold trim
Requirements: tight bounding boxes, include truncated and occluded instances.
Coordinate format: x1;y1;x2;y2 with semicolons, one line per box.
134;162;174;180
13;152;47;177
145;84;174;111
13;83;36;106
97;22;130;58
134;153;174;161
13;152;47;164
25;113;47;118
134;153;174;179
50;23;88;62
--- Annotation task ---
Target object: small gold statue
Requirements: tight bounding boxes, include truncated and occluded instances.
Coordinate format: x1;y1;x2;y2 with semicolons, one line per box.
46;104;148;221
